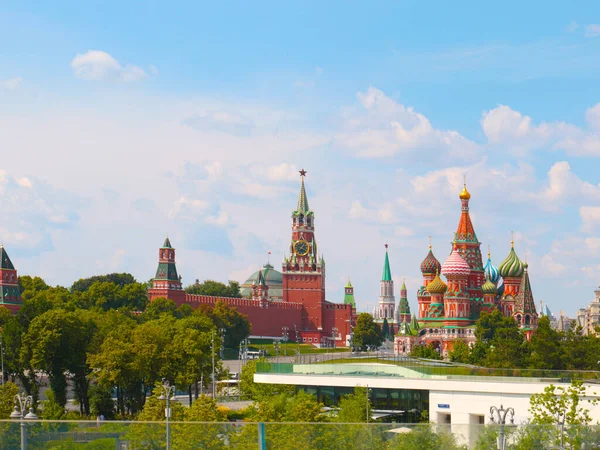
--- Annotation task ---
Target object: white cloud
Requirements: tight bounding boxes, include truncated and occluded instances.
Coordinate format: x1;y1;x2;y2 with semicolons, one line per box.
205;211;230;226
531;161;600;211
566;21;579;33
169;196;209;220
0;77;23;90
70;50;147;82
251;163;299;181
580;206;600;232
540;254;568;276
335;87;478;158
585;24;600;37
348;200;396;224
482;104;600;156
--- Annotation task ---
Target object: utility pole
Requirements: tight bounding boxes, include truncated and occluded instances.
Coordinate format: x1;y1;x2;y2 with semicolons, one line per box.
211;330;216;398
158;380;176;450
220;328;226;359
282;326;289;356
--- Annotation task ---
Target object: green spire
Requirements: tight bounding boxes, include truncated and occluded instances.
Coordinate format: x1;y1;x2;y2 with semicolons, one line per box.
344;278;355;307
382;246;392;281
162;237;172;249
411;314;420;330
0;246;15;270
296;172;309;214
345;278;353;288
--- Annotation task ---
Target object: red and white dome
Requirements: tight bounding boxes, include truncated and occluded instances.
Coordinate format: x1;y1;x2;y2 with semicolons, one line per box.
441;248;471;277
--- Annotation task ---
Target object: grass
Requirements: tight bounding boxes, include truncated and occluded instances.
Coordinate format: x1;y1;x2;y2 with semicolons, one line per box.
249;342;350;356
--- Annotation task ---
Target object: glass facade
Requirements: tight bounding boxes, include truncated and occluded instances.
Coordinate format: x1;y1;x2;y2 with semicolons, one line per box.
297;386;429;423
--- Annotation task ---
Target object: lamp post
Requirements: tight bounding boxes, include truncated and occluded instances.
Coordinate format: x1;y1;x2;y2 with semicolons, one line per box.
331;327;338;350
489;404;515;450
282;326;289;356
294;324;300;353
365;386;372;423
556;410;566;449
158;380;176;450
273;340;280;363
10;392;37;450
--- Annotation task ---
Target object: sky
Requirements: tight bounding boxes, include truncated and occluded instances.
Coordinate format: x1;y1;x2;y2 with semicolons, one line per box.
1;1;600;317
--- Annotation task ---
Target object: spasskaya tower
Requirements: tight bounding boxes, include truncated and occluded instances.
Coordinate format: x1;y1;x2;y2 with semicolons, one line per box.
282;169;326;332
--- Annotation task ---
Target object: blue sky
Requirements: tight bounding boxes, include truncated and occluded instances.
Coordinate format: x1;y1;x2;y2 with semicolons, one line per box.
1;1;600;317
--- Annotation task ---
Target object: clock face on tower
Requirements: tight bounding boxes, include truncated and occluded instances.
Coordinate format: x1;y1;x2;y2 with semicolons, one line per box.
294;239;310;256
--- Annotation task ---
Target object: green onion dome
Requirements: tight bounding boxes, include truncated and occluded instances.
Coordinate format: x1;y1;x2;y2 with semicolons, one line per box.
498;244;525;278
426;272;447;295
482;276;497;295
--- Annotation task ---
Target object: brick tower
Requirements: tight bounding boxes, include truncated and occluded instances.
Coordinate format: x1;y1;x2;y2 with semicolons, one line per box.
0;245;22;312
148;237;186;306
282;170;326;332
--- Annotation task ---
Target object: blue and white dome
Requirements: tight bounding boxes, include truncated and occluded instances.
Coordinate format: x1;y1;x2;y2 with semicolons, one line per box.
484;253;501;284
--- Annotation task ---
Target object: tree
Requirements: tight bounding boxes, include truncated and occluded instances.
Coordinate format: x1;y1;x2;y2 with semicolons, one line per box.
336;387;370;423
389;425;467;450
529;379;598;448
71;273;136;292
449;340;471;363
353;313;383;351
528;316;564;370
0;382;19;419
186;280;241;298
410;344;442;360
21;309;96;412
196;301;251;348
472;310;527;368
382;318;390;341
239;358;295;400
144;297;178;320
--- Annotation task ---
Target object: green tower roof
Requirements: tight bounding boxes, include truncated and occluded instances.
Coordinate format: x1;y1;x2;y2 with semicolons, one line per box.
345;278;353;288
162;237;172;249
296;174;310;214
382;249;392;281
344;278;355;307
0;246;15;270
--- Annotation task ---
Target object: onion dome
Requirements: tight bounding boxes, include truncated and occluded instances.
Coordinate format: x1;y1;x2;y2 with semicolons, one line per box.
459;183;471;200
420;247;442;274
497;281;505;296
441;247;471;278
483;251;500;284
426;272;447;294
498;242;525;278
482;275;497;295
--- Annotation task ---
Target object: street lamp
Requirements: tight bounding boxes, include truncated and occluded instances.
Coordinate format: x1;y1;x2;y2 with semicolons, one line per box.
10;393;37;450
282;326;289;356
365;386;372;423
158;380;176;450
294;324;300;353
556;410;566;449
489;404;515;450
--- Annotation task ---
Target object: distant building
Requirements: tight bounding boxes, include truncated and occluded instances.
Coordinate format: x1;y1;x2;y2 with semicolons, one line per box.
576;288;600;335
0;245;22;312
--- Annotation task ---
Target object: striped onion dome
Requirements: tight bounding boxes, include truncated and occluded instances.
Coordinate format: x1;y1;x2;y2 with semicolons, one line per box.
482;275;497;295
441;247;471;278
426;272;447;294
498;245;525;278
484;256;501;284
420;248;442;274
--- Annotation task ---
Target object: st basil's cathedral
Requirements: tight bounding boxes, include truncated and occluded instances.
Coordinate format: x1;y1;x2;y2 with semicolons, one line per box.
394;184;538;358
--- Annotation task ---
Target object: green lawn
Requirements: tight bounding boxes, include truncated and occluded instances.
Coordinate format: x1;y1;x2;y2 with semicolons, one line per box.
249;341;350;356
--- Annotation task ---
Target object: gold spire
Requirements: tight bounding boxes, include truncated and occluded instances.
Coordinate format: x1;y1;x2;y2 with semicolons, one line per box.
488;244;491;259
428;236;432;250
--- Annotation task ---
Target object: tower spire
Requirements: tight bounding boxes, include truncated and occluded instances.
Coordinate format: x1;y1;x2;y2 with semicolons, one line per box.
296;169;309;214
382;244;392;281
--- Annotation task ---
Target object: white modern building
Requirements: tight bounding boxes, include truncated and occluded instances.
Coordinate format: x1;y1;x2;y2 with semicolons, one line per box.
254;360;600;447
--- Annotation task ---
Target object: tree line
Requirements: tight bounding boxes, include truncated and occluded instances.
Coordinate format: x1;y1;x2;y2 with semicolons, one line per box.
0;274;250;419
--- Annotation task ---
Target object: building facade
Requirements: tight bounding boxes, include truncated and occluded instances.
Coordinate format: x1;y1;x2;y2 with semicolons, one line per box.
148;171;355;346
395;184;538;357
0;245;22;312
577;287;600;335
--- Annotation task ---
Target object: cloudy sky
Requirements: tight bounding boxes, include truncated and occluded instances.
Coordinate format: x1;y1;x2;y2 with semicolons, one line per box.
2;1;600;316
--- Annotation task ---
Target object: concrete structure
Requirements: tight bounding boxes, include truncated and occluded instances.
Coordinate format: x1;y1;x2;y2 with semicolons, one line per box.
255;360;600;447
149;170;355;345
577;287;600;335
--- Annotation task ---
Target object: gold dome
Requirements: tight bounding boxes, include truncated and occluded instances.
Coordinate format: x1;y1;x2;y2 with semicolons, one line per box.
459;183;471;200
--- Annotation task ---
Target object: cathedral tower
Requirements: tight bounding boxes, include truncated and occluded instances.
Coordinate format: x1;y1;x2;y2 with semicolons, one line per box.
514;263;538;339
377;245;396;320
441;245;472;326
498;239;525;316
282;170;326;331
148;237;186;306
417;243;441;319
453;183;484;318
0;245;22;312
398;280;411;323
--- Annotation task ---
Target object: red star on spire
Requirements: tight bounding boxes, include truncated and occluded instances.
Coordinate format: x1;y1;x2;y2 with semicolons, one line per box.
299;169;307;177
385;243;389;250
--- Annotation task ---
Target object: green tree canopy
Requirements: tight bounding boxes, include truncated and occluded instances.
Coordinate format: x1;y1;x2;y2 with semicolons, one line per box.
353;313;383;351
186;279;241;298
71;273;136;292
